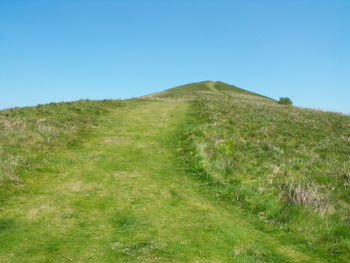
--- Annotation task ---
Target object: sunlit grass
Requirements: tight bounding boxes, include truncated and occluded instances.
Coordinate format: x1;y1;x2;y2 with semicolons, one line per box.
179;89;350;261
1;81;349;262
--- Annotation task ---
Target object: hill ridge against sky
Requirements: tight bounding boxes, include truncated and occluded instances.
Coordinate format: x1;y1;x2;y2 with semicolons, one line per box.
143;80;274;102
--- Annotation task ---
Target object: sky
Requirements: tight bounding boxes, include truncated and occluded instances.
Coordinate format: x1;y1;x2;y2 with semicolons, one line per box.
1;0;349;113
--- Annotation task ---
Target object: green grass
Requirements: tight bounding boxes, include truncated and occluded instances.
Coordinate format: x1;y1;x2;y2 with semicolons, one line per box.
143;81;273;101
178;88;350;262
0;99;123;185
0;81;349;262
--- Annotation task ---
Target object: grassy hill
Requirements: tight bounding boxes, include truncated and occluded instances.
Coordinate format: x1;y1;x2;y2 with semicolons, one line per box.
143;81;272;101
0;81;349;262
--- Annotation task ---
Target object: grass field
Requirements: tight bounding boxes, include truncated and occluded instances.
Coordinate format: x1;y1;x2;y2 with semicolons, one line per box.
0;81;349;262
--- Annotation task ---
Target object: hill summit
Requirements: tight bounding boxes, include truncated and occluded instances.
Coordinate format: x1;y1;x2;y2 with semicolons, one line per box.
143;81;272;101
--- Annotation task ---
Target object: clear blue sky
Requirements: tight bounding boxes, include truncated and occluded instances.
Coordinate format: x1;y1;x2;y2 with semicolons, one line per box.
1;0;349;113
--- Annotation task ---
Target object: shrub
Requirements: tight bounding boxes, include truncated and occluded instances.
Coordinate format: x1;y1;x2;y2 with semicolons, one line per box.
278;97;293;105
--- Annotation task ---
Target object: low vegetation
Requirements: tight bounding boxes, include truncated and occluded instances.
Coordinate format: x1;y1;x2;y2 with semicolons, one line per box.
278;97;293;105
0;100;123;188
0;81;349;262
179;88;350;261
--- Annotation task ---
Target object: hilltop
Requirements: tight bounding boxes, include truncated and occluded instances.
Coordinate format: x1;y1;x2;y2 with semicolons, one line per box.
143;80;272;101
0;81;349;262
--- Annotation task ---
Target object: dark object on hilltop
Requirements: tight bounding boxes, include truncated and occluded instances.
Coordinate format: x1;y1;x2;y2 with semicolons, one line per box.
278;97;293;105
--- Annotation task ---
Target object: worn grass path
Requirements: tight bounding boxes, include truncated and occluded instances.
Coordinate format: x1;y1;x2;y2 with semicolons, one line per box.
1;100;321;262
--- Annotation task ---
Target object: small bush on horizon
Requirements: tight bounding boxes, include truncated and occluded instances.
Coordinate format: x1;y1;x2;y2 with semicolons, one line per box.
278;97;293;105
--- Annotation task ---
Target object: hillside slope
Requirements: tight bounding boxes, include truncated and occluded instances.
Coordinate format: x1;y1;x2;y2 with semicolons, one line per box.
180;88;350;262
0;81;349;262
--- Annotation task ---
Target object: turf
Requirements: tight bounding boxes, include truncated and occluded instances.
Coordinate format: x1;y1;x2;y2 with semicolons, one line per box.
0;81;349;262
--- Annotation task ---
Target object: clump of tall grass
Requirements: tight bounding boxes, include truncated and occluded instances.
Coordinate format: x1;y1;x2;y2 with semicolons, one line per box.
0;155;20;182
280;178;334;216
